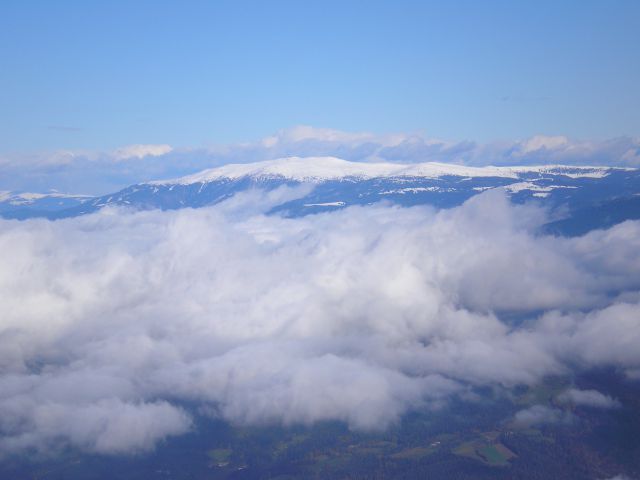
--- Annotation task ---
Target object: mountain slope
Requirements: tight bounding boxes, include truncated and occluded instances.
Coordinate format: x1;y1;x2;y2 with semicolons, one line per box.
5;157;640;236
0;191;92;219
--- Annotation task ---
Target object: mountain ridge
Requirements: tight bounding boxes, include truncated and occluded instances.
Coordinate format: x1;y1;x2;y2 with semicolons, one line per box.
150;156;625;184
2;157;639;237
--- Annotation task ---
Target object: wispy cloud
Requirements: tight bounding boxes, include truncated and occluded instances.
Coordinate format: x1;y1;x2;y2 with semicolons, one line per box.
46;125;83;132
1;126;639;194
112;144;173;161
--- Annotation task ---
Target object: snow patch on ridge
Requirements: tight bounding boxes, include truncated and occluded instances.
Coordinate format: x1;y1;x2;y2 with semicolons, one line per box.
303;201;346;207
0;191;92;205
151;157;621;186
503;182;578;194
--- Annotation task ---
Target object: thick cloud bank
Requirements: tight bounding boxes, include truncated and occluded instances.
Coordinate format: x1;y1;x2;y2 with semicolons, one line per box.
0;190;639;454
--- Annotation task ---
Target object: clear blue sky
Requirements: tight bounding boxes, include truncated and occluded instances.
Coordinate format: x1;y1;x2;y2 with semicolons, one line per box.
0;0;638;152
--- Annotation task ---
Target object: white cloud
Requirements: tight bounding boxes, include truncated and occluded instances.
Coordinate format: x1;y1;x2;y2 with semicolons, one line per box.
266;125;380;144
556;388;621;409
0;397;191;455
517;135;570;154
113;144;173;161
513;405;574;427
0;191;639;454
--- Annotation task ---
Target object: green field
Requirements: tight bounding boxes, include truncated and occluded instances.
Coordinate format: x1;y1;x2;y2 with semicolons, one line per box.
453;437;516;466
391;446;438;459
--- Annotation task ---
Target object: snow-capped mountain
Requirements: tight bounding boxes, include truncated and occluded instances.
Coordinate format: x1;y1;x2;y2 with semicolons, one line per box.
4;157;640;235
150;156;616;183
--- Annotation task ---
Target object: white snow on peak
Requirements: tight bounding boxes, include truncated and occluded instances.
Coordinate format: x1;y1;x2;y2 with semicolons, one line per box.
303;201;346;207
0;191;91;205
151;156;622;185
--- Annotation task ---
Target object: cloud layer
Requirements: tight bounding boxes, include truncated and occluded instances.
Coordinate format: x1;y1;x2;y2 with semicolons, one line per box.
1;126;639;194
0;190;639;454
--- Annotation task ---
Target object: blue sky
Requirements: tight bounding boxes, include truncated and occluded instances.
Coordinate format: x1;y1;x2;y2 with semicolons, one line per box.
0;0;639;153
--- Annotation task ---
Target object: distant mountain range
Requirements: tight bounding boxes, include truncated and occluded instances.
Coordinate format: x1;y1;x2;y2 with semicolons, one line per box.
0;190;91;219
2;157;639;236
